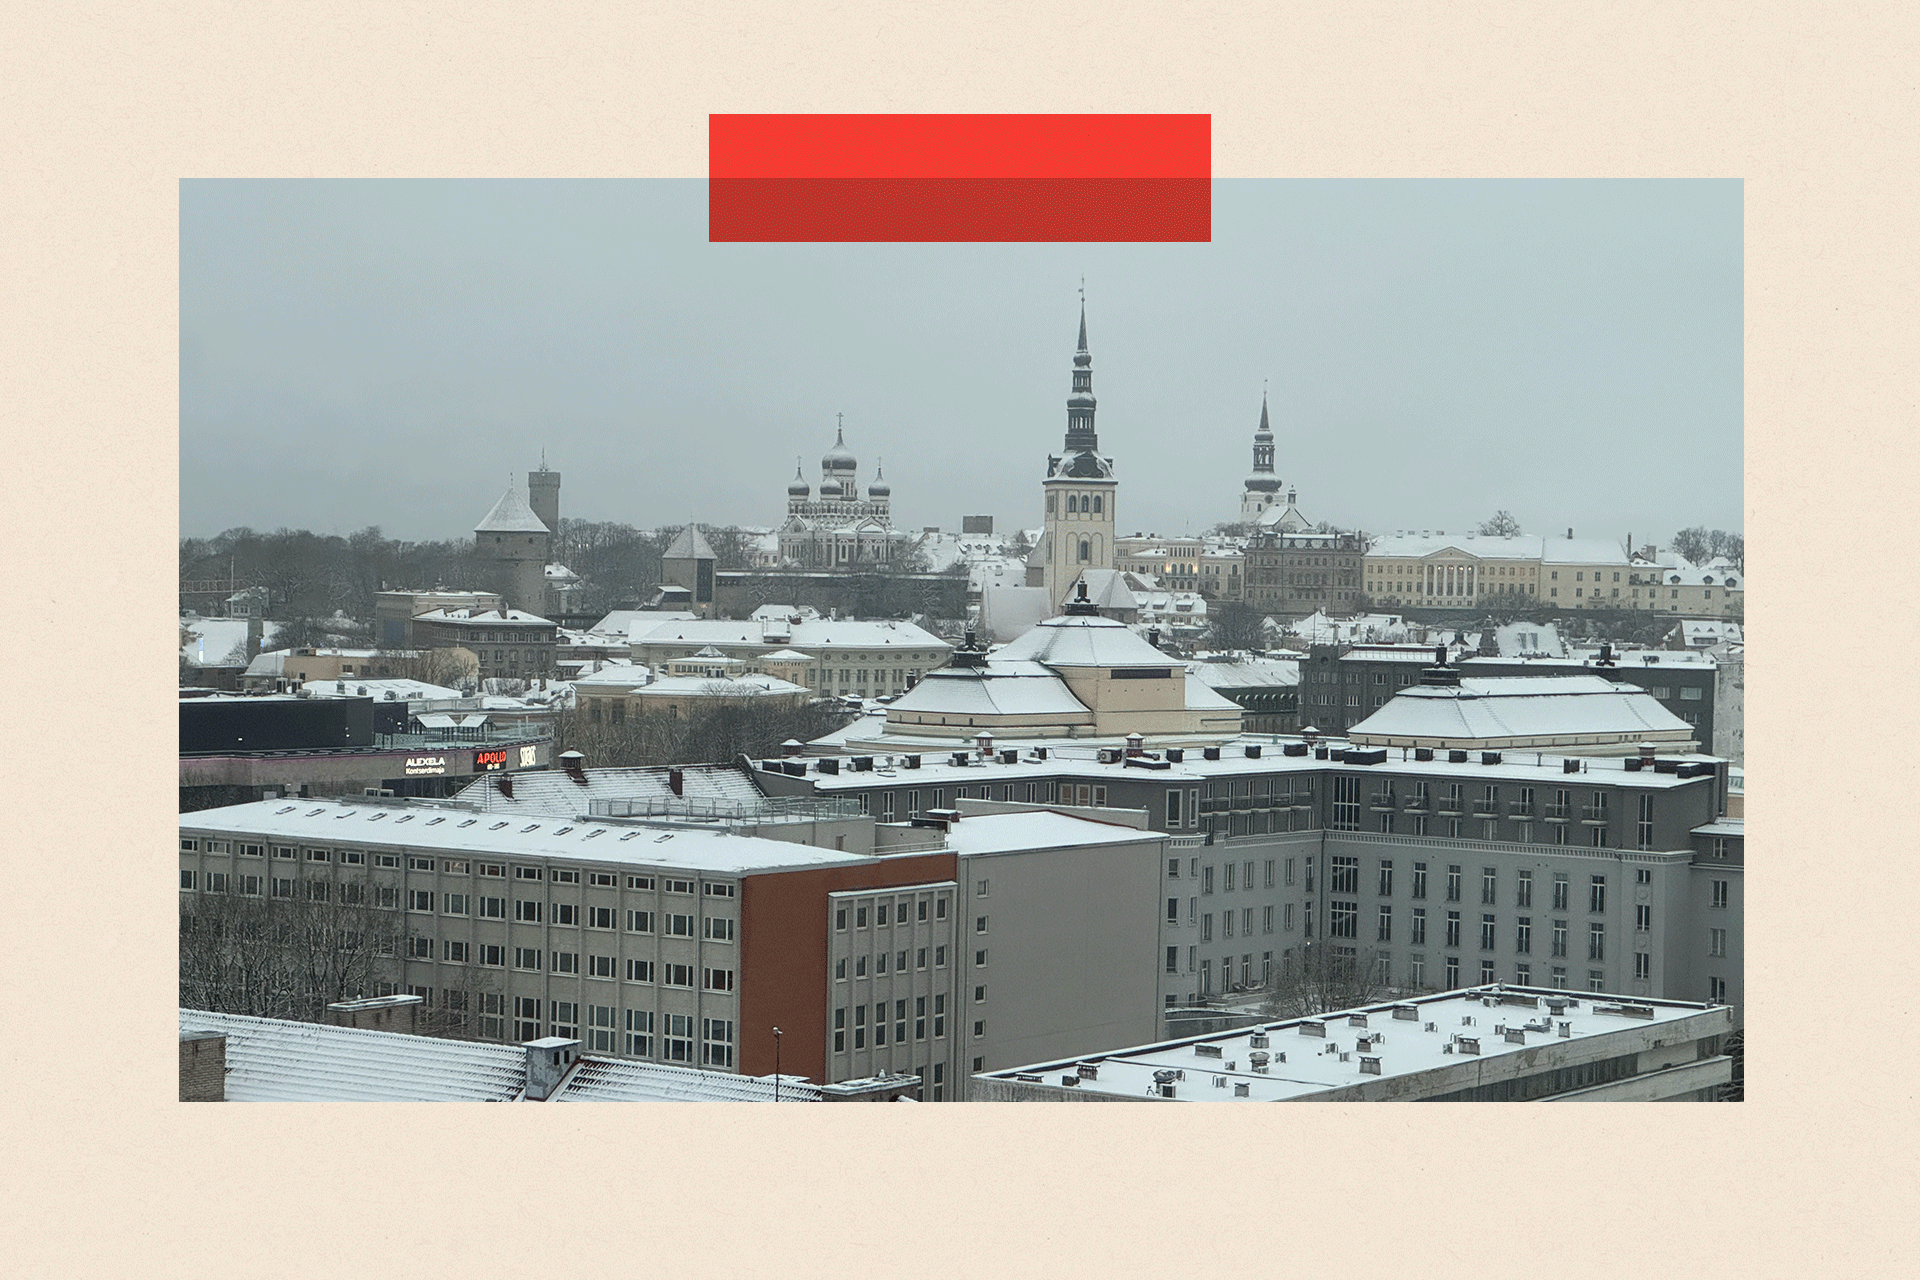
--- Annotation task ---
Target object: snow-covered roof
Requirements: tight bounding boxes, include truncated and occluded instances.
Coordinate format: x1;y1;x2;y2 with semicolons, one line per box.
451;763;763;814
553;1057;821;1102
1540;536;1632;566
302;677;465;701
180;1008;823;1102
474;482;550;534
630;617;949;652
663;525;717;561
634;673;808;698
1366;533;1544;560
181;798;877;876
180;1009;528;1101
1072;568;1141;612
885;662;1092;720
1192;657;1300;690
1348;676;1694;745
936;809;1161;857
181;618;284;667
1273;611;1412;646
589;610;698;638
976;986;1729;1102
413;608;553;626
995;612;1180;668
978;585;1055;645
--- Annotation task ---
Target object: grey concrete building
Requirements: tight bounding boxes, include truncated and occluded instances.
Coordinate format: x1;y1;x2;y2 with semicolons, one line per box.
975;985;1737;1102
755;735;1742;1026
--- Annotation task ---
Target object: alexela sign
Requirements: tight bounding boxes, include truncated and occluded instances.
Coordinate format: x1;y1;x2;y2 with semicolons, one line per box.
475;748;510;772
404;755;448;776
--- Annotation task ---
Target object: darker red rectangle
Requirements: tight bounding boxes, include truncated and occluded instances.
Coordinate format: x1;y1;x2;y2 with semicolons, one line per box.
709;177;1211;243
710;114;1210;180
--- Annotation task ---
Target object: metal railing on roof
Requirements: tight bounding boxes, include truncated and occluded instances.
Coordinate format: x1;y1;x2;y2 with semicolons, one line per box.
587;794;865;824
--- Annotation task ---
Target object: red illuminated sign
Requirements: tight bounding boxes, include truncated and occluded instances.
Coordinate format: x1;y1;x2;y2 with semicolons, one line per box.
475;749;510;772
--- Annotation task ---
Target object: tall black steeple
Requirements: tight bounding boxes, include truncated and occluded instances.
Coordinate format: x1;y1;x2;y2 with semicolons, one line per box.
1064;297;1098;452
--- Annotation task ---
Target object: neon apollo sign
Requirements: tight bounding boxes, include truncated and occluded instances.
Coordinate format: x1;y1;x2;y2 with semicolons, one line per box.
476;746;539;771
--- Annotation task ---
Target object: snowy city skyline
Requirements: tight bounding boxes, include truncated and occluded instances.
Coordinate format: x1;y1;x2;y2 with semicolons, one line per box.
181;179;1742;544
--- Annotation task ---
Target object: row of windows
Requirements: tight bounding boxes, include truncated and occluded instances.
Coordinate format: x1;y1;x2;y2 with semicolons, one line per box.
179;842;731;898
836;945;948;979
834;996;946;1051
835;894;949;929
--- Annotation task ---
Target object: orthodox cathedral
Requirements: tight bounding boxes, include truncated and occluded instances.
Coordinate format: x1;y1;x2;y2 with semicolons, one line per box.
776;418;902;568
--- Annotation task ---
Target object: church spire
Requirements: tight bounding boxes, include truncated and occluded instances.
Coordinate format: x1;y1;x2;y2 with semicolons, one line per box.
1065;291;1097;450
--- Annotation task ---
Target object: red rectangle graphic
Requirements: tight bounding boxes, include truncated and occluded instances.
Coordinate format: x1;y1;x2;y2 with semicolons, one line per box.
709;114;1210;242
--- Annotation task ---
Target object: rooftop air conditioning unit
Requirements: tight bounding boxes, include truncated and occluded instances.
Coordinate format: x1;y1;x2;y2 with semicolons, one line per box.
902;755;921;769
1203;747;1222;761
1448;749;1469;764
1414;747;1434;762
1166;748;1185;763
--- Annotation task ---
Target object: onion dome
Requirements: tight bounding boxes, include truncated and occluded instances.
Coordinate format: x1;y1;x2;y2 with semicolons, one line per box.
822;426;857;471
868;464;890;498
1244;471;1282;493
787;461;810;497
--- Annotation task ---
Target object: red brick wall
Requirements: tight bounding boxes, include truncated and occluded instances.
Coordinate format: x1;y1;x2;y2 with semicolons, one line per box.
738;852;955;1081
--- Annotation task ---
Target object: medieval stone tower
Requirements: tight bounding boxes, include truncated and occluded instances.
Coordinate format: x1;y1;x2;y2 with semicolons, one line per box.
1035;299;1117;606
474;475;553;615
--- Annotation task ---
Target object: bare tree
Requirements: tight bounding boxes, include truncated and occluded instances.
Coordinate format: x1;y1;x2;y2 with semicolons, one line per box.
1670;526;1713;564
180;875;500;1038
1207;600;1267;653
1477;510;1522;537
1262;943;1390;1018
180;876;401;1021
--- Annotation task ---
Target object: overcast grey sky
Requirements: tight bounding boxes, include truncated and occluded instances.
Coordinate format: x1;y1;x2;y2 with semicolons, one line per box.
181;180;1742;546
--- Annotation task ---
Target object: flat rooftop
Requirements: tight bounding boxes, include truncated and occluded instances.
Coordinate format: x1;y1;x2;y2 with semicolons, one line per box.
778;741;1724;794
180;797;886;876
978;986;1729;1101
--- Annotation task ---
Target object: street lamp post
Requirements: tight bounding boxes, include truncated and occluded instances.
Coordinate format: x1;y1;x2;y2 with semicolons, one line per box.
772;1026;783;1103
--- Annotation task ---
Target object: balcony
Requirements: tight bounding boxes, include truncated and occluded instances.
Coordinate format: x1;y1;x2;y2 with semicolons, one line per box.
1436;800;1465;816
1580;805;1610;824
1472;801;1499;816
1290;790;1316;808
1369;792;1397;810
1506;801;1535;817
1543;805;1572;821
1403;797;1430;814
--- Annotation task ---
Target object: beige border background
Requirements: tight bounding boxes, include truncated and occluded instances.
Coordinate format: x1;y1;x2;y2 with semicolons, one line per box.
5;1;1915;1274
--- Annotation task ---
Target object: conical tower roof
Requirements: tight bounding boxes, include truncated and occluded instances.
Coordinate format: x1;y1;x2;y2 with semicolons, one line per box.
664;524;717;561
475;480;550;534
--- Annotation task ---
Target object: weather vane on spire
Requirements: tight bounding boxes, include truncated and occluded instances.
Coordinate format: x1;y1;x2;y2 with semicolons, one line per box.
1079;275;1085;304
837;411;844;430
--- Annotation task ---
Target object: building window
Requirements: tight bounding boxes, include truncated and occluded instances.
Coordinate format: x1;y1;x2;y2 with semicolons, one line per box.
1590;875;1607;914
1552;873;1569;911
1330;902;1358;939
1378;860;1394;897
1445;866;1462;903
1411;862;1427;899
513;947;542;971
1588;923;1606;961
1444;910;1461;949
1709;927;1727;957
1516;870;1533;908
1711;879;1730;909
1376;905;1392;943
1411;908;1426;945
1551;920;1568;958
1480;914;1496;950
1445;956;1460;987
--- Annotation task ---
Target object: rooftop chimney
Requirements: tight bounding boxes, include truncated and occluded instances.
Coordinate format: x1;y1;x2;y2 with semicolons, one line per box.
668;767;684;797
325;993;424;1034
523;1037;580;1101
179;1029;227;1102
